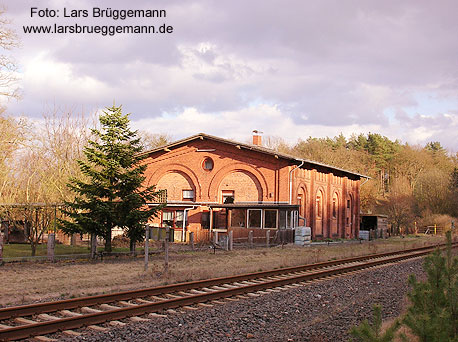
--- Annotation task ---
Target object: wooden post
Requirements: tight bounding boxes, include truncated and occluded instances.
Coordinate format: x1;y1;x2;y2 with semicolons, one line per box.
2;221;8;243
90;233;97;260
164;226;169;276
0;232;4;265
228;231;233;251
189;232;194;251
225;234;229;251
249;230;253;248
266;229;270;248
144;226;149;271
213;231;219;245
47;233;55;262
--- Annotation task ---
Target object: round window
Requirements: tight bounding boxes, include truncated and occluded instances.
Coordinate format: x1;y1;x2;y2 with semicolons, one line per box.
202;157;214;171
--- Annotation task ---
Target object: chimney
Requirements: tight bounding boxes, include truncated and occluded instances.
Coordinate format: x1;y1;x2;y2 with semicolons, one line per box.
252;130;263;146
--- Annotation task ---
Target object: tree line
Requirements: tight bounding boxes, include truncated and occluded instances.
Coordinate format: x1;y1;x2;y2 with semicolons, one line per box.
265;133;458;233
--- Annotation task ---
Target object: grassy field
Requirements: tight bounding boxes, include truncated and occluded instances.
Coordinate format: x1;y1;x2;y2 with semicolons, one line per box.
0;235;448;307
2;244;140;259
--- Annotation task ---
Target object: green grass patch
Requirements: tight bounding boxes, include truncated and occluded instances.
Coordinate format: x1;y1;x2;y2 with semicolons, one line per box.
3;244;89;258
2;243;144;258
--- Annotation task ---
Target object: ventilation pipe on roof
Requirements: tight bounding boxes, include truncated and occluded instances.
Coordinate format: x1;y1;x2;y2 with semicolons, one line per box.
289;160;304;204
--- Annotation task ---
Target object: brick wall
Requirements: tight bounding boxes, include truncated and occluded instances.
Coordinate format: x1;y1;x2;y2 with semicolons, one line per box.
143;136;361;241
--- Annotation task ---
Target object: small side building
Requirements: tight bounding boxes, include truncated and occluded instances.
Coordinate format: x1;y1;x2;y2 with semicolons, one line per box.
360;214;389;240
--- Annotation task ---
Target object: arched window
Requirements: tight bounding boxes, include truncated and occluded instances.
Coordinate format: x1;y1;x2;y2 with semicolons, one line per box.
332;193;338;218
316;191;323;218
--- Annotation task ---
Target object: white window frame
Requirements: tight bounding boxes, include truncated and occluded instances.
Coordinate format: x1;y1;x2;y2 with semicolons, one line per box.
182;189;195;200
263;209;278;229
247;209;262;229
222;190;235;204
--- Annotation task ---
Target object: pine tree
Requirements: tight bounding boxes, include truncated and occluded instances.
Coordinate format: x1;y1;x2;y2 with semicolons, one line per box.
59;105;164;254
349;305;401;342
403;231;458;342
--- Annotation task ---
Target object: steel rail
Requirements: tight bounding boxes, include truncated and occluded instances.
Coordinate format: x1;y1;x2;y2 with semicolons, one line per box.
0;245;448;341
0;242;454;322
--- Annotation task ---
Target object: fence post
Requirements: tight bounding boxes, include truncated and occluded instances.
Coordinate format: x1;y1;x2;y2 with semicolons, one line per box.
214;231;219;245
190;232;194;251
164;226;169;276
144;226;149;271
266;229;270;248
434;224;437;235
249;230;253;248
3;222;8;242
0;233;4;265
228;231;233;251
47;233;55;262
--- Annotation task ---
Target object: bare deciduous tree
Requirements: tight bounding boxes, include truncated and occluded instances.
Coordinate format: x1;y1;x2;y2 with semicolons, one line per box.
137;131;172;151
0;7;20;101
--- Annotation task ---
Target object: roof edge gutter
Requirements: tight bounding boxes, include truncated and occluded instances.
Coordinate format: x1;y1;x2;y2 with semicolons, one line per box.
360;176;371;187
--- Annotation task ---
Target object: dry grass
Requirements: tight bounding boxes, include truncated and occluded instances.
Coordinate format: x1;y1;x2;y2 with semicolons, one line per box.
381;317;419;342
380;293;420;342
0;235;445;307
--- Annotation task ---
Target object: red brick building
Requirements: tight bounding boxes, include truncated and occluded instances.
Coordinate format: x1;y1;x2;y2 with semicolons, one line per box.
142;133;367;243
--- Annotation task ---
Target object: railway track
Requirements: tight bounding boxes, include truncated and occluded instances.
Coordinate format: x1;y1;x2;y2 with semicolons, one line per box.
0;242;455;341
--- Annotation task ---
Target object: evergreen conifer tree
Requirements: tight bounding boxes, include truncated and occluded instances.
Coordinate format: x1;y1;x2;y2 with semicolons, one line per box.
59;105;164;253
403;231;458;342
349;304;400;342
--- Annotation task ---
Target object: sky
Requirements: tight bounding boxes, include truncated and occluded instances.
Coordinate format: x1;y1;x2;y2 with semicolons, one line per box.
3;0;458;151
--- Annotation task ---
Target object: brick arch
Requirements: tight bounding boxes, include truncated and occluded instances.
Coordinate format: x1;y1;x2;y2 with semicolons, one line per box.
146;163;201;198
207;163;268;202
314;186;327;203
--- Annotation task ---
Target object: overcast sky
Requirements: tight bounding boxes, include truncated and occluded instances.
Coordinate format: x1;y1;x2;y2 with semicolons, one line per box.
3;0;458;151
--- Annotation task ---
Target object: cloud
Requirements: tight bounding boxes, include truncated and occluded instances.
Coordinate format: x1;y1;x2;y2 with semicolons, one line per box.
132;104;458;151
3;0;458;151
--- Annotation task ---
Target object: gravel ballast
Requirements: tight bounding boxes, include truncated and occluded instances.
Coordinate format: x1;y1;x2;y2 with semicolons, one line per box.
66;258;425;342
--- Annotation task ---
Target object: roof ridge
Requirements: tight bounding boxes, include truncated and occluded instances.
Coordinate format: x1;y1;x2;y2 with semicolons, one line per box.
139;132;369;179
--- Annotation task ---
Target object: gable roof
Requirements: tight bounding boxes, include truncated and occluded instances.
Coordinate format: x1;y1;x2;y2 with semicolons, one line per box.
141;133;369;179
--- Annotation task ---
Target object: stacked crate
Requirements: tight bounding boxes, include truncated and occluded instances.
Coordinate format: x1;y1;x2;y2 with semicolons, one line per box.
295;226;311;246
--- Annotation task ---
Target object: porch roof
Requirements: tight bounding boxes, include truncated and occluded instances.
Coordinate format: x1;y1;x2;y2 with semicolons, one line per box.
147;202;299;210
